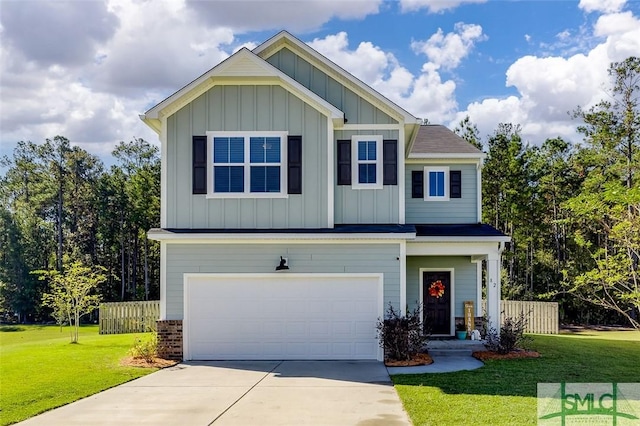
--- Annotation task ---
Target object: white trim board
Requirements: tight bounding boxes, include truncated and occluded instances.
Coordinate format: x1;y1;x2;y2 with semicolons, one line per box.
148;229;415;243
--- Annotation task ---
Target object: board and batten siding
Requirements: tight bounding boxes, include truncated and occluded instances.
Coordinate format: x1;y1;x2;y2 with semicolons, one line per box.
405;163;478;224
165;243;401;320
265;48;397;125
334;130;400;224
406;256;477;317
166;85;328;229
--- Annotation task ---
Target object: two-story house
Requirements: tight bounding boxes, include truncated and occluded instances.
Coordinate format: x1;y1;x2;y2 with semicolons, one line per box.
142;31;509;361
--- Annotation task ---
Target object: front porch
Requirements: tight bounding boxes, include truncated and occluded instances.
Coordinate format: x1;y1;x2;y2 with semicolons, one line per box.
404;224;510;336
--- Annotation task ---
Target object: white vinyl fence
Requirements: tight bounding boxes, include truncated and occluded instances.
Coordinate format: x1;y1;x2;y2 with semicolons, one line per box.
99;301;160;334
482;300;559;334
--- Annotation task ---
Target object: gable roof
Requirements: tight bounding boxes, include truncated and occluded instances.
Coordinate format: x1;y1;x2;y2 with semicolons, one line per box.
254;31;419;126
409;125;485;159
140;47;344;133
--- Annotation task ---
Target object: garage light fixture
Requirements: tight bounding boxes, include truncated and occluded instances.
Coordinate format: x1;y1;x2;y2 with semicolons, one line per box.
276;256;289;271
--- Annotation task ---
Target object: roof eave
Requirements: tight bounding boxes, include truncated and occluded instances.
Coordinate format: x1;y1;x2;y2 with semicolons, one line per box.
139;114;161;134
411;235;511;243
408;153;486;159
147;228;415;242
140;47;344;131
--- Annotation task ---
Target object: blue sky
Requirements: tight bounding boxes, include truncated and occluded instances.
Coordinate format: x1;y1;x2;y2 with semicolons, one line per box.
1;0;639;164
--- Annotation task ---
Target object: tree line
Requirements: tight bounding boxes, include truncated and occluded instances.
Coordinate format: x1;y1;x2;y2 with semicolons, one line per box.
455;57;639;327
0;57;638;328
0;138;160;322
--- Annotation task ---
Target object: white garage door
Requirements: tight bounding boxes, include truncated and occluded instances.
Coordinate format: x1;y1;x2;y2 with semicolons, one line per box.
184;273;383;361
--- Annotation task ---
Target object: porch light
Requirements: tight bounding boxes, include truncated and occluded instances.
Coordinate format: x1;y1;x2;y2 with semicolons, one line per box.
276;256;289;271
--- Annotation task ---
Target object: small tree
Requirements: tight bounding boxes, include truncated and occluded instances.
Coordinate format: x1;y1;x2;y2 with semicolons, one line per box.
37;261;105;343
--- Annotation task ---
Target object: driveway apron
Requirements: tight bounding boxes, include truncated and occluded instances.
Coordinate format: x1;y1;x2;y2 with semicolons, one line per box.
17;361;410;426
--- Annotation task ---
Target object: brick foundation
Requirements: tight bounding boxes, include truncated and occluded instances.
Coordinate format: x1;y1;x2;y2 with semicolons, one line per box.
157;320;183;360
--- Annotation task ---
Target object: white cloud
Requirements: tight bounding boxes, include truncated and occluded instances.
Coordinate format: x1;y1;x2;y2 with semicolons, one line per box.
185;0;382;32
0;0;119;67
579;0;626;14
308;26;484;123
411;22;486;70
308;32;396;86
453;7;640;145
400;0;487;13
0;0;388;160
90;0;237;95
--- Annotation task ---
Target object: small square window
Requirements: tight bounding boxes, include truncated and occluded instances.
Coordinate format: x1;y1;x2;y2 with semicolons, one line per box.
424;166;449;200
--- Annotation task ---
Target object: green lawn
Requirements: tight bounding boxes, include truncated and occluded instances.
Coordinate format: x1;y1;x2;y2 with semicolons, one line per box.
0;325;158;426
393;330;640;425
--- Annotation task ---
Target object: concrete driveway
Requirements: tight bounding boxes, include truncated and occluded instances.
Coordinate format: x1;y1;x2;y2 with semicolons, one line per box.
18;361;411;426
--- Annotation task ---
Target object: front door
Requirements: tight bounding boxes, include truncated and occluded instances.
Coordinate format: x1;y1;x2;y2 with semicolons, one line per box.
423;271;451;335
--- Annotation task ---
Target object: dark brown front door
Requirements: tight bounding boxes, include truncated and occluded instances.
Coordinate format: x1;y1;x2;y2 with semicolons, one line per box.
423;271;451;335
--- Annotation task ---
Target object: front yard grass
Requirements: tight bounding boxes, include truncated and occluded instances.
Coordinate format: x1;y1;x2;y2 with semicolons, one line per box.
393;330;640;425
0;325;158;425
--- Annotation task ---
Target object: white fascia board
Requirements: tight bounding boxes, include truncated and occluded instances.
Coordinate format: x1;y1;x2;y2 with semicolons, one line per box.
147;229;416;243
406;158;482;165
254;31;417;124
412;235;511;243
408;152;486;160
139;114;161;134
407;240;509;257
142;48;343;125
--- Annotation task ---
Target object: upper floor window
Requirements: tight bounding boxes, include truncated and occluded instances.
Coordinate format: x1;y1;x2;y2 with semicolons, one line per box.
412;167;462;201
207;131;288;198
351;135;383;189
424;166;449;200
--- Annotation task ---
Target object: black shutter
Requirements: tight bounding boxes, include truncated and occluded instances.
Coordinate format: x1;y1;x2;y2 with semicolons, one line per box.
412;170;423;198
192;135;207;194
288;135;302;194
382;139;397;185
450;170;462;198
337;140;351;185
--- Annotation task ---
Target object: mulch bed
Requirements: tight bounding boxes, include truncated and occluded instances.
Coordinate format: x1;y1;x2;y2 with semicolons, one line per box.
384;352;433;367
472;350;540;361
120;356;179;368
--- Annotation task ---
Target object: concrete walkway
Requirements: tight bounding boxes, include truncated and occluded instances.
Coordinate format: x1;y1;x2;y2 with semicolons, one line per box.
18;361;411;426
387;354;484;375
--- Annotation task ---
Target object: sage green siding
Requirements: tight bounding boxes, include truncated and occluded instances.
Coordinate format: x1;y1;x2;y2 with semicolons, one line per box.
166;85;328;229
334;130;400;224
266;48;397;125
405;163;478;224
406;256;478;317
165;243;401;319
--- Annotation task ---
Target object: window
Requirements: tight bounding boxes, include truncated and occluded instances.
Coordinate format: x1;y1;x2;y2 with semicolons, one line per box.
412;168;462;200
206;131;287;198
424;166;449;200
351;135;383;189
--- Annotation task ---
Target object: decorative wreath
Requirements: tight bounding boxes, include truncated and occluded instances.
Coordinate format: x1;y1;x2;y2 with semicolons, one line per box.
428;280;445;298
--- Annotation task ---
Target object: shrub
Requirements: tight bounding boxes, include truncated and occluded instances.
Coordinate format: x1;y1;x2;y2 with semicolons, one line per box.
129;333;158;362
484;311;532;354
376;303;429;361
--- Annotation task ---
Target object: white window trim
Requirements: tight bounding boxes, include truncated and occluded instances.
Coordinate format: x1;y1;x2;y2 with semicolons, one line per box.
351;135;383;190
206;131;288;199
424;166;449;201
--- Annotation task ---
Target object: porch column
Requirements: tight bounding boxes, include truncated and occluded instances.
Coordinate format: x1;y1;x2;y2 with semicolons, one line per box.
486;253;501;334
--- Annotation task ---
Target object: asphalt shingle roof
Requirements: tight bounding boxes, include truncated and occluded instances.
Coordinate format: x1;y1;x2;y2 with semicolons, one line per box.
411;125;483;155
